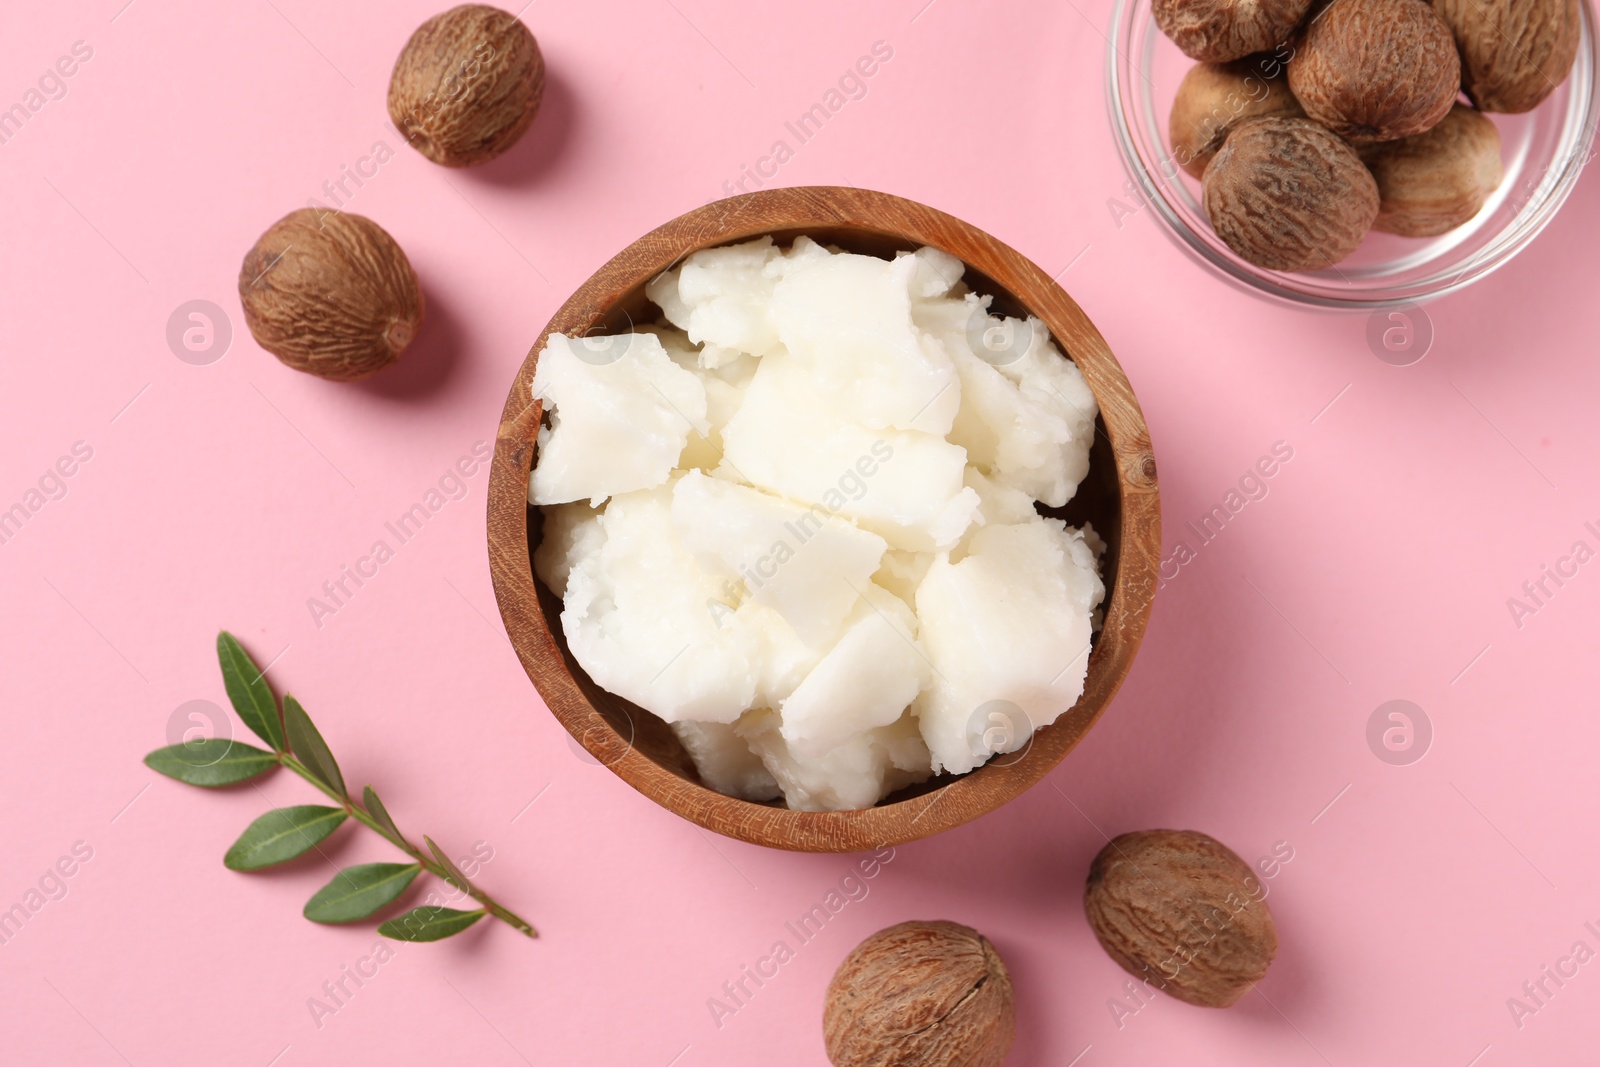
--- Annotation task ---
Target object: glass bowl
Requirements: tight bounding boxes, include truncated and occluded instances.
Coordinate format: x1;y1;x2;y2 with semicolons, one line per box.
1107;0;1599;308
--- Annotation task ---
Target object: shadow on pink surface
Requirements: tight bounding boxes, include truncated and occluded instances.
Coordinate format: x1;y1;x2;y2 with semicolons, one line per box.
355;275;467;402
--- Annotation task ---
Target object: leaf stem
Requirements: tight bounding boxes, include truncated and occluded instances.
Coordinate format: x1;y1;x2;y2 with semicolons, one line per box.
277;753;537;937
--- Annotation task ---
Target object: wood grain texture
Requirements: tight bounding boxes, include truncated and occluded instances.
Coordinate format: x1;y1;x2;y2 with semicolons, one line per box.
487;186;1161;852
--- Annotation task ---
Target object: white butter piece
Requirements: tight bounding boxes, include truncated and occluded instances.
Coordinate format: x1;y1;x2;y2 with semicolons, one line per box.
646;236;785;358
532;501;605;598
778;585;932;760
556;482;762;724
719;352;980;553
903;246;966;300
772;250;960;435
671;470;887;644
913;517;1105;774
965;467;1039;527
529;332;708;506
872;549;935;610
642;324;756;472
914;294;1097;507
738;708;933;812
671;720;781;802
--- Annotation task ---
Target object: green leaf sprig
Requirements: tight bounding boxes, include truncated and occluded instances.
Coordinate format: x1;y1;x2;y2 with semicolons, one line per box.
145;631;536;943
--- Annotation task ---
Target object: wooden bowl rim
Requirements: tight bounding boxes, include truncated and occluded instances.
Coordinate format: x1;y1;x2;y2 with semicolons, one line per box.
488;186;1161;852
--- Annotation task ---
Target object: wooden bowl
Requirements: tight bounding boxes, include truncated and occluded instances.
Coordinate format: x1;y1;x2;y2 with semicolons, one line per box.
488;187;1160;852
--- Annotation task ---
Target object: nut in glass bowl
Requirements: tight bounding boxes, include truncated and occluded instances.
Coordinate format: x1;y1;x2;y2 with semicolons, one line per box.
1108;0;1600;307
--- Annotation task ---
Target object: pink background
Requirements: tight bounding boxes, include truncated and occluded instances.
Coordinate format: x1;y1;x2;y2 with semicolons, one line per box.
3;0;1598;1063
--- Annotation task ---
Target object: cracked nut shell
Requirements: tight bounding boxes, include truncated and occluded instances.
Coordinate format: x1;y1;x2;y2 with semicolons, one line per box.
388;4;544;167
1203;116;1379;271
1169;55;1304;178
238;209;424;382
1360;103;1504;236
1084;829;1278;1008
1288;0;1461;141
824;920;1015;1067
1433;0;1581;113
1153;0;1314;62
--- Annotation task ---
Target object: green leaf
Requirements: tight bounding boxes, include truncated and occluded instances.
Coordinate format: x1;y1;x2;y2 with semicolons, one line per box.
284;695;345;797
144;740;278;787
303;862;421;924
224;806;347;870
363;785;402;842
378;906;485;942
217;632;284;751
424;834;470;891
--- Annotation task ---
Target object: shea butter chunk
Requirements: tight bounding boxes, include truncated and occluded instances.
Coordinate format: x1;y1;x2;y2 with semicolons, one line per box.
646;237;785;360
559;482;765;724
779;585;932;760
532;501;605;598
671;720;781;802
914;518;1105;774
530;332;707;506
739;708;933;812
773;250;959;435
964;467;1039;528
672;470;888;643
720;353;980;552
903;245;966;300
872;549;935;609
645;325;756;471
917;295;1097;507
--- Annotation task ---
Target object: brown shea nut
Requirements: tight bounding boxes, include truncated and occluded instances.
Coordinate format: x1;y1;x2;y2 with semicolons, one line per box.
1153;0;1313;62
1433;0;1581;113
1169;56;1304;179
1203;116;1380;271
388;4;545;167
824;920;1015;1067
1084;830;1278;1008
1360;104;1504;236
238;209;424;382
1288;0;1461;141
